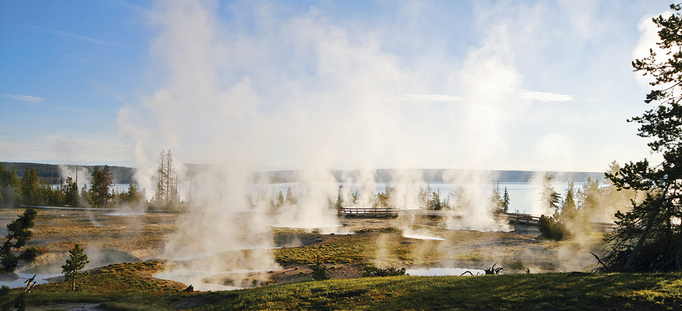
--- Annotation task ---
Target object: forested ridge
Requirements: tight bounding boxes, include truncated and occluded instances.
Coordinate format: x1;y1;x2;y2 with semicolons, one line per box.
1;162;602;185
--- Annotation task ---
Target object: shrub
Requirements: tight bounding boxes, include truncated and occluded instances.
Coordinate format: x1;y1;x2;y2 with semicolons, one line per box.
538;214;566;241
310;255;329;281
362;266;406;277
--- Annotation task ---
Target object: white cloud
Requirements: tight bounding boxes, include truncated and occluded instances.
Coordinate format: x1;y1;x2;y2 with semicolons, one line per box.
633;11;671;87
403;94;462;102
518;91;574;102
4;94;45;102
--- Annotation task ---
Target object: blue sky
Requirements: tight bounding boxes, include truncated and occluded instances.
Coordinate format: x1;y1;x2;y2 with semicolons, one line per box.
0;0;675;172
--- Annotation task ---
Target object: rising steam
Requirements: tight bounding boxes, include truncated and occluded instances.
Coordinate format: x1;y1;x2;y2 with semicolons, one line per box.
115;0;599;284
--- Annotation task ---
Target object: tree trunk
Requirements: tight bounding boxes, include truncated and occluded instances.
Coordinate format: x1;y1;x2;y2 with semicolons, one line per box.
624;211;658;270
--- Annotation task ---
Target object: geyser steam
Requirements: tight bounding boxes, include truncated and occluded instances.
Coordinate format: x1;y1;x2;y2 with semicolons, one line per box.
115;0;585;285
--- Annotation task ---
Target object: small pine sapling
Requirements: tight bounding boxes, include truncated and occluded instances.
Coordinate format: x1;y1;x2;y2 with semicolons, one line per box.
62;244;89;291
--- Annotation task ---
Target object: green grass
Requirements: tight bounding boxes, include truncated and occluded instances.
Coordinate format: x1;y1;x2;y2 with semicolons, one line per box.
5;229;681;310
274;234;372;264
10;265;682;310
182;272;682;310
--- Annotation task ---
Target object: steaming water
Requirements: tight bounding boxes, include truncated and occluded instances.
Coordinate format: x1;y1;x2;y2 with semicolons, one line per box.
153;270;241;291
402;234;445;241
51;181;588;215
257;181;587;215
0;272;62;289
406;267;486;276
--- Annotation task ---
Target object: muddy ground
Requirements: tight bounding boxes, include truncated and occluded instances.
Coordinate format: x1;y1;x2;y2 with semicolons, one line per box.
0;207;607;289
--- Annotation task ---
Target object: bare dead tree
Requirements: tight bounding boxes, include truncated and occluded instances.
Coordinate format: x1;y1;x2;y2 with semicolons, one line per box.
155;149;179;207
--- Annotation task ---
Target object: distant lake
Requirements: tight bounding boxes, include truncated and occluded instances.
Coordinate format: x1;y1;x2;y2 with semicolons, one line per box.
69;180;595;215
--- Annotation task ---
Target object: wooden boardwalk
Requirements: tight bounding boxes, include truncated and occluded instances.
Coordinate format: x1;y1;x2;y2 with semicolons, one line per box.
339;207;398;217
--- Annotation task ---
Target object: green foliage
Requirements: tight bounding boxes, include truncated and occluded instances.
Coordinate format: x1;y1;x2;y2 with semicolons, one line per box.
602;4;682;272
540;173;561;213
88;166;113;207
0;162;20;208
538;214;565;241
62;177;80;207
335;185;344;210
0;286;25;311
490;184;509;214
0;208;38;273
310;255;329;281
62;244;89;292
28;272;679;311
502;187;510;213
362;266;406;277
19;168;40;206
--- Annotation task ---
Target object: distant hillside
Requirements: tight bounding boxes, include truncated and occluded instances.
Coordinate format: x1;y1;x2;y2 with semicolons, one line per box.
262;169;604;183
2;162;604;185
1;162;135;184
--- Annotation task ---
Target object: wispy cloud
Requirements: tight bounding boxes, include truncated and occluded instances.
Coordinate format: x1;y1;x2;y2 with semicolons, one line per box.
519;91;574;102
403;94;462;102
37;26;141;48
4;94;45;102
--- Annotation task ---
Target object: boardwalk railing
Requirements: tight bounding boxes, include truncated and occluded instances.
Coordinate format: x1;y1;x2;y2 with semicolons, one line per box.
506;213;540;226
506;212;618;233
340;207;398;217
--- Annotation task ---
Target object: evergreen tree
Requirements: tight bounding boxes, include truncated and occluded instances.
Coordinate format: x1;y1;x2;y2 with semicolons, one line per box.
123;184;141;204
429;190;443;210
20;168;41;206
335;185;344;210
285;187;297;205
602;4;682;271
0;208;38;273
63;177;80;207
537;175;565;241
62;244;89;292
0;163;21;207
579;177;602;214
88;166;113;207
561;182;578;219
310;255;329;281
490;184;505;214
502;187;510;213
540;173;561;214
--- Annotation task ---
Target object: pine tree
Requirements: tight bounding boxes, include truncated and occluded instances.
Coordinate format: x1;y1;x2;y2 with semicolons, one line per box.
20;168;41;206
0;208;38;273
62;244;89;292
285;187;297;205
490;184;504;214
335;185;344;210
561;182;578;219
602;4;682;271
310;255;329;281
540;173;561;214
89;166;113;207
63;177;80;207
502;187;510;213
0;163;21;207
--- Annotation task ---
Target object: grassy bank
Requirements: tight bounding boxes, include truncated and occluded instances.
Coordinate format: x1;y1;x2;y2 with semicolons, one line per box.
8;262;682;310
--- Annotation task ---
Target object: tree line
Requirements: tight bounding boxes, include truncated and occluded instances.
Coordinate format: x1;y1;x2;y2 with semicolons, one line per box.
0;163;142;208
536;165;637;241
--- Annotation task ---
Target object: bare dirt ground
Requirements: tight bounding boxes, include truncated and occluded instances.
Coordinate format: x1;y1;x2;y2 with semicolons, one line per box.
1;207;606;290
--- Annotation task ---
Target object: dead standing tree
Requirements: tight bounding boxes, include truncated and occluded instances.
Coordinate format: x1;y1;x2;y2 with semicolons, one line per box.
155;149;179;208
